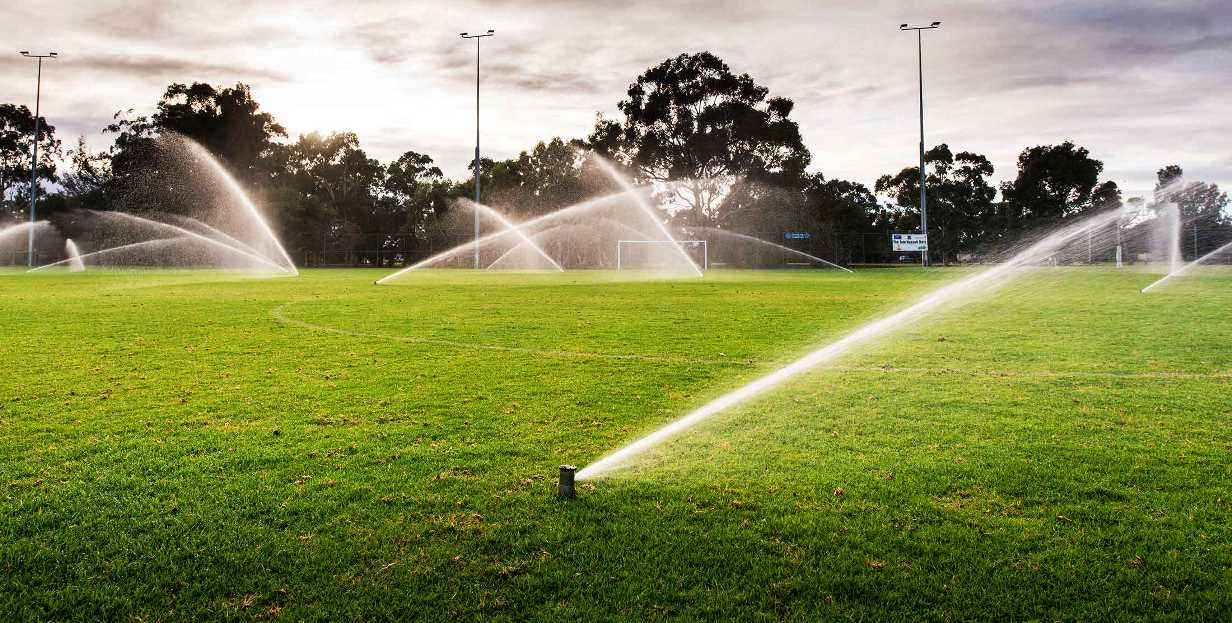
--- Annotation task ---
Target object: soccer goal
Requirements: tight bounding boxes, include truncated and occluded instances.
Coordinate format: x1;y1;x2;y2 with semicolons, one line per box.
616;240;708;271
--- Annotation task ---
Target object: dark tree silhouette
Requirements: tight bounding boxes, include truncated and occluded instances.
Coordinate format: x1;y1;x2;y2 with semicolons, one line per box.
0;103;59;217
487;138;598;219
588;52;810;226
1155;165;1230;259
276;132;383;249
804;176;879;235
876;144;997;261
378;150;450;240
151;83;286;182
10;67;1159;269
1000;141;1120;225
52;136;112;213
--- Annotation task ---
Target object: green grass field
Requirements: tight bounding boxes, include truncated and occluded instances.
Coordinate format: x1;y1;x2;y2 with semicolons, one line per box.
2;267;1230;621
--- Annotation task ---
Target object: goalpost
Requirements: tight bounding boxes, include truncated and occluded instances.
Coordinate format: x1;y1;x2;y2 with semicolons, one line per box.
616;240;707;271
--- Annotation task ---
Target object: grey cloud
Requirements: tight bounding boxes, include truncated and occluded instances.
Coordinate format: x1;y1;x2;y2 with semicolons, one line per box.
1108;32;1232;59
0;54;288;83
427;38;607;95
991;2;1232;67
82;2;294;48
483;62;606;95
1044;2;1231;34
344;19;425;66
995;73;1122;92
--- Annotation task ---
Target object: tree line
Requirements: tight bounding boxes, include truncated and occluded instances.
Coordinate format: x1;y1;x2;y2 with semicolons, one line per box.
2;51;1228;266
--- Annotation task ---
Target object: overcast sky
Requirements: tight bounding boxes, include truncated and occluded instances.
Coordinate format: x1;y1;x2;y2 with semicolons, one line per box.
3;0;1230;199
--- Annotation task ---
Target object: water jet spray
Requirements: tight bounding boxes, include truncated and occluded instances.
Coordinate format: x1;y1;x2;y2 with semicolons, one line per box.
1142;237;1232;293
65;239;85;272
374;191;670;283
577;210;1123;480
590;156;705;277
688;227;853;272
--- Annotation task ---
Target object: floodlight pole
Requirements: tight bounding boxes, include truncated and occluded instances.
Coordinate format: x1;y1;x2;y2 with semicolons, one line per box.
900;22;940;267
20;51;56;267
461;30;494;269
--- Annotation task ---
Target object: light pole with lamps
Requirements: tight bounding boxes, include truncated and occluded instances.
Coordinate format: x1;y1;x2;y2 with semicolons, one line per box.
899;22;939;267
460;30;494;269
19;50;57;267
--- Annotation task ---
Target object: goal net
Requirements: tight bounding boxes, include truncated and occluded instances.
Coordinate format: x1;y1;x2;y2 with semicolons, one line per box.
616;240;708;271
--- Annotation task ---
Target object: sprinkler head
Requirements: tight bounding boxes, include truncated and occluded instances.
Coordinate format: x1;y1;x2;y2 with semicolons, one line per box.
558;465;577;498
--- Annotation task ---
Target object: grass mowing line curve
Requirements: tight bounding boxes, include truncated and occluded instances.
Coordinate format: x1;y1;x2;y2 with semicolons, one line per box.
271;303;1228;382
270;300;757;367
833;365;1232;380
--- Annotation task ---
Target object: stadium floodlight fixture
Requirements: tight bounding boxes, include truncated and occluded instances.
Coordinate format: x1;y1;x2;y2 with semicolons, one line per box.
900;22;941;31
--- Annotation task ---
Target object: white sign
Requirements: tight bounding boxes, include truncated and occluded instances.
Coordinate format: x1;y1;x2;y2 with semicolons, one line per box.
891;233;928;252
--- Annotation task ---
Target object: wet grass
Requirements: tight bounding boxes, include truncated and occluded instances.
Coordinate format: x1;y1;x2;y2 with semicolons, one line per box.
1;266;1229;621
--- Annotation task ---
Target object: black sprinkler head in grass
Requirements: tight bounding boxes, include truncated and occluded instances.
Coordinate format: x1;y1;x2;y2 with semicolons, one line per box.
558;465;577;498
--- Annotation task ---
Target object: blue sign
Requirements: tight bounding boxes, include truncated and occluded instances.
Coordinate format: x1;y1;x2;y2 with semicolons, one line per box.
891;233;928;251
784;232;811;240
